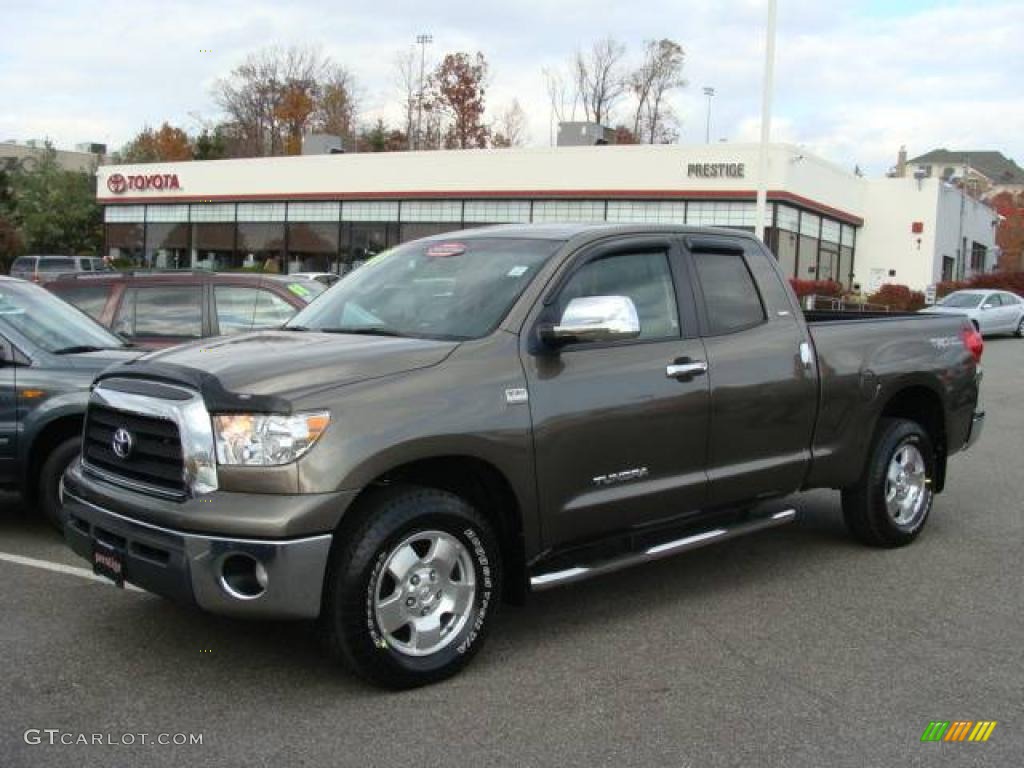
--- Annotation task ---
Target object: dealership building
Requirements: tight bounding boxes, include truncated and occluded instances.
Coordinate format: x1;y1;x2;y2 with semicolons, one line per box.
95;142;997;291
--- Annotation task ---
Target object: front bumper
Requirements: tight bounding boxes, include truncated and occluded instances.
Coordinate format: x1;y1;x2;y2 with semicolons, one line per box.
61;489;333;619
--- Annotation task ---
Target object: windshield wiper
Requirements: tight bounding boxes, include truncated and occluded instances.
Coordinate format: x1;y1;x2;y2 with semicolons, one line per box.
283;325;310;331
318;326;406;337
52;345;120;355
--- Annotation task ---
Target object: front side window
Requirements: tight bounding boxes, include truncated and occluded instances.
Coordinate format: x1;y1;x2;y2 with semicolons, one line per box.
557;251;680;341
693;251;766;335
132;286;203;338
287;237;560;340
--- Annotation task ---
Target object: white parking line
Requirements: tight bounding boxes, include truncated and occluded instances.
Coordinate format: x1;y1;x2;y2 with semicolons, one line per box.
0;552;143;591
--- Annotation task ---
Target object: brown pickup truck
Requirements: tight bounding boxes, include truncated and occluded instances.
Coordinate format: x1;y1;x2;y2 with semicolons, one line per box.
59;224;985;688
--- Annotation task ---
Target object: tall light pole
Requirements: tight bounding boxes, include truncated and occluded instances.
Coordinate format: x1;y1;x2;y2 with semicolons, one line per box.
703;87;715;144
754;0;777;244
415;33;433;150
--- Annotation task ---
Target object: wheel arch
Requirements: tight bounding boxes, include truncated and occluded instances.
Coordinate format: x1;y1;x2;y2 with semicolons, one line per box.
25;414;84;498
344;455;528;604
875;384;948;492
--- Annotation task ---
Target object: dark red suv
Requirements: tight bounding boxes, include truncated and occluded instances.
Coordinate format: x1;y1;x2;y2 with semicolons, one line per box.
47;270;325;349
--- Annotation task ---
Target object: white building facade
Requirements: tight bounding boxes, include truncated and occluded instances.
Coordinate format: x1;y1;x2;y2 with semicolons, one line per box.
95;143;997;291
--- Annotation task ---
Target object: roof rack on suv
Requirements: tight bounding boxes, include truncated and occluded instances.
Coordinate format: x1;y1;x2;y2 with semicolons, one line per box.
53;268;217;280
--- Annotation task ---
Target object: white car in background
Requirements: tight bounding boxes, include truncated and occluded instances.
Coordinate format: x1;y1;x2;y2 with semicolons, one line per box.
921;289;1024;337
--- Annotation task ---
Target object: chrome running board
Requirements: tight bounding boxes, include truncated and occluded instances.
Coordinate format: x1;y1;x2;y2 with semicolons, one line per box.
529;508;796;591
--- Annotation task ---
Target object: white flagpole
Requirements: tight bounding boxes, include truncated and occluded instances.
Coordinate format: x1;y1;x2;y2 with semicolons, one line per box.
754;0;778;243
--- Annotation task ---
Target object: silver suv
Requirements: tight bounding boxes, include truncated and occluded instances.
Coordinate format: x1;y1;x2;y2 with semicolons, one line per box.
9;255;112;283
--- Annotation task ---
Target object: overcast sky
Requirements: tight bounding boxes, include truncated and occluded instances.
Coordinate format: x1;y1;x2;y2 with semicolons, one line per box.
2;0;1021;174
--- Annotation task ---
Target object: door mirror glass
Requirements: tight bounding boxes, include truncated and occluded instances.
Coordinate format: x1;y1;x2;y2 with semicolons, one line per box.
544;295;640;346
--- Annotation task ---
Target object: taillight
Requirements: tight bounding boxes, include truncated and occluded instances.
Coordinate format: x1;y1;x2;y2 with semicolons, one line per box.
961;326;983;363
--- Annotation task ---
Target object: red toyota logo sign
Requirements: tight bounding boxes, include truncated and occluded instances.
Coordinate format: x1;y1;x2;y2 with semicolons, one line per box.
104;172;180;195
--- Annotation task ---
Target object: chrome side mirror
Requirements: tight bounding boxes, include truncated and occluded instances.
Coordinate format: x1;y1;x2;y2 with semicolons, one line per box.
542;295;641;347
981;303;994;310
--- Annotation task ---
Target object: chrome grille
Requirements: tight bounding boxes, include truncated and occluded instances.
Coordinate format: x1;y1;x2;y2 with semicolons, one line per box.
83;404;186;494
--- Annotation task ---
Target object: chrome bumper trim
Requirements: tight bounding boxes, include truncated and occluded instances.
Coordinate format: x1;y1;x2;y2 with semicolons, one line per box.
62;490;332;619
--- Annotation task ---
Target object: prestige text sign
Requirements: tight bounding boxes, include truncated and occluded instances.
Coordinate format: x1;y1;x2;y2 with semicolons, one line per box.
687;162;746;179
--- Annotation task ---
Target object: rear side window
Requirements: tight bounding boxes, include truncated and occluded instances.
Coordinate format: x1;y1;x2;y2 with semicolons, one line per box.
39;257;76;272
693;251;766;335
54;285;112;320
216;286;299;335
132;286;203;338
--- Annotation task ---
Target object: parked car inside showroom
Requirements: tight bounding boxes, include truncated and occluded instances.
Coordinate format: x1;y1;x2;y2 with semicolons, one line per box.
920;289;1024;337
47;270;325;349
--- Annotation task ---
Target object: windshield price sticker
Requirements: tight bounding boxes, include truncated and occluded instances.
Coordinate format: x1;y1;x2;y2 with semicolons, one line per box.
426;242;467;258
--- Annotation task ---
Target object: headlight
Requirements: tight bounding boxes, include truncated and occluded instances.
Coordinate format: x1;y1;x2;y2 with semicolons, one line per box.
213;411;330;466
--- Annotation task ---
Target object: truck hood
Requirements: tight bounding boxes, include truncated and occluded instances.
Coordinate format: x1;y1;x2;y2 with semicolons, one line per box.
102;330;459;404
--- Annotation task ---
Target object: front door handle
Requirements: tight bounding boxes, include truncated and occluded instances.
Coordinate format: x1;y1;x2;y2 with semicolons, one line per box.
666;360;708;379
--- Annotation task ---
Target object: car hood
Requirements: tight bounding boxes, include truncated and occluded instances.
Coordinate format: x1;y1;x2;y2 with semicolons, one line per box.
61;348;143;371
100;330;459;404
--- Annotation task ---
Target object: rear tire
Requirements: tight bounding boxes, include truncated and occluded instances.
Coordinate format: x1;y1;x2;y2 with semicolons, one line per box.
841;418;935;548
1015;316;1024;338
37;437;80;529
320;485;501;689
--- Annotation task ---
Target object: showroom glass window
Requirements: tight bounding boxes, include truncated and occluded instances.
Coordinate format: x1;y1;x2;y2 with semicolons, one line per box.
105;206;145;264
237;203;286;273
191;204;236;270
798;212;820;279
398;200;464;244
342;202;400;274
145;205;189;269
286;203;340;273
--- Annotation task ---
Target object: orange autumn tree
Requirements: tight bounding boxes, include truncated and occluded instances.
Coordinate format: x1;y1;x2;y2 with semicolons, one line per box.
117;123;193;163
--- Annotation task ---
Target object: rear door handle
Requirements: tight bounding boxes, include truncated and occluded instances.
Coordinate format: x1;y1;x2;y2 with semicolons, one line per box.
666;360;708;379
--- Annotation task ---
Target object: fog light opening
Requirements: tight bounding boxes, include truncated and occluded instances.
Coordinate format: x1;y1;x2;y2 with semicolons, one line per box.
219;553;268;600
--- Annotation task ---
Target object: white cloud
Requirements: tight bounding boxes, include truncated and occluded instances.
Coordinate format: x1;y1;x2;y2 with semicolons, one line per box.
1;0;1020;175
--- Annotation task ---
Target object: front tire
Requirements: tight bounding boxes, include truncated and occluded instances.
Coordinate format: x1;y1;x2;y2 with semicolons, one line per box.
841;418;935;548
37;437;80;529
320;485;501;689
1015;316;1024;338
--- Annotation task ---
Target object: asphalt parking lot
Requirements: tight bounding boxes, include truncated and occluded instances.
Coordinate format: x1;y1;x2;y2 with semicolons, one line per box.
1;339;1021;768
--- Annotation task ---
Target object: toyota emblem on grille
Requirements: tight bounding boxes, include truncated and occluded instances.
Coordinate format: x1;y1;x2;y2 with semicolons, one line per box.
112;427;134;459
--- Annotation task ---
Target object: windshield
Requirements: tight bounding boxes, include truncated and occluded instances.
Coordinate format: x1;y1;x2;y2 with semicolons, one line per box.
286;237;560;339
0;280;125;353
938;293;983;308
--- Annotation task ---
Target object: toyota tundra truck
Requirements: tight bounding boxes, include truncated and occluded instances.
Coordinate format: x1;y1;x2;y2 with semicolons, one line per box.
59;225;985;688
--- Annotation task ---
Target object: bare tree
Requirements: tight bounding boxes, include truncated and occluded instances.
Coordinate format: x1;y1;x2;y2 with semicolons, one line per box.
542;67;578;145
393;48;419;150
214;45;358;156
492;99;529;147
573;37;627;126
314;65;359;150
630;39;686;143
